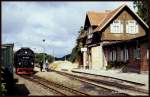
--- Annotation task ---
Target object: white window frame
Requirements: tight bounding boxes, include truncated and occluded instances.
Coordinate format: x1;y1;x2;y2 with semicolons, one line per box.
126;20;138;34
110;20;123;33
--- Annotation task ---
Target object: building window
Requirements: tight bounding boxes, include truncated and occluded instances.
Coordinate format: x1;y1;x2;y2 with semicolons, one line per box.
110;20;123;33
109;49;116;61
87;27;93;39
147;49;149;59
86;39;92;44
120;49;124;61
124;48;129;62
126;20;138;34
109;51;113;61
134;47;140;59
112;49;116;61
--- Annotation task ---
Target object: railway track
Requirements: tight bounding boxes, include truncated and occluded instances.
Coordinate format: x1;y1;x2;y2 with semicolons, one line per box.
20;75;90;96
53;70;148;96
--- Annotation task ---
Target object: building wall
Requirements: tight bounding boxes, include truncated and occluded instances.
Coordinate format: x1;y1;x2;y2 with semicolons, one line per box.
128;45;140;73
91;45;103;69
103;48;108;68
128;42;149;73
140;42;149;73
103;41;149;73
83;51;87;69
102;10;146;41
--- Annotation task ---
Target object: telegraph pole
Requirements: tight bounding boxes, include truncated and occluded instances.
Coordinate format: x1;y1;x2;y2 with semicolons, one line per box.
53;49;55;62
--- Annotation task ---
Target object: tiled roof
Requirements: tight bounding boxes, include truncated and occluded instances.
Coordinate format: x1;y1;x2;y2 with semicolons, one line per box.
87;11;108;26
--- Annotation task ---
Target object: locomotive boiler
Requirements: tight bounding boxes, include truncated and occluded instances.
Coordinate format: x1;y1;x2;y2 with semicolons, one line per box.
14;47;35;74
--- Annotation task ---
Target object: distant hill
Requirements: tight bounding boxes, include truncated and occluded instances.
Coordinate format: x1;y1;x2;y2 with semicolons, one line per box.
55;54;71;61
55;57;63;61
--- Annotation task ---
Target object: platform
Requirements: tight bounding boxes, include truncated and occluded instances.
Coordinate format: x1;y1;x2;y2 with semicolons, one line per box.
71;68;149;90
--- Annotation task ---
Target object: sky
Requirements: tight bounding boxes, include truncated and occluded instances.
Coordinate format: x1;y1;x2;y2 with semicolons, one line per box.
2;1;135;58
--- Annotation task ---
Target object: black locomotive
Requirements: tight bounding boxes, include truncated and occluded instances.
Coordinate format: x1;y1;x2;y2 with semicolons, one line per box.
14;47;35;74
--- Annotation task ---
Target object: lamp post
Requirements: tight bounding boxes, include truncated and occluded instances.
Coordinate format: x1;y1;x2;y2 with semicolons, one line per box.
14;42;23;52
43;39;45;64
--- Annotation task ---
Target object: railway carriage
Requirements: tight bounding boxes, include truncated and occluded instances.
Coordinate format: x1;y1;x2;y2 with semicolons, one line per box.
14;47;35;74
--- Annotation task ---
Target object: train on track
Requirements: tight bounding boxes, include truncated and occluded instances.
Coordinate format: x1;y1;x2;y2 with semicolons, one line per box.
14;47;35;74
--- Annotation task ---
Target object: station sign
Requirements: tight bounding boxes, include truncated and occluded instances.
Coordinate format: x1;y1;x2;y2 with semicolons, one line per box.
81;48;87;52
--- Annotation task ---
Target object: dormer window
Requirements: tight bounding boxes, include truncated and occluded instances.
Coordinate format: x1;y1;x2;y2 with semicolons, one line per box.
88;27;92;34
87;27;93;39
88;33;93;39
110;20;123;33
126;20;138;34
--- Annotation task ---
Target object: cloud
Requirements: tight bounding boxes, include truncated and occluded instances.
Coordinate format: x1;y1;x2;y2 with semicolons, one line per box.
2;1;134;57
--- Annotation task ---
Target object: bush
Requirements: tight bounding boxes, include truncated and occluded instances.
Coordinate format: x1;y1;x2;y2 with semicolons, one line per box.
0;83;7;96
106;61;128;70
1;67;7;95
106;64;113;70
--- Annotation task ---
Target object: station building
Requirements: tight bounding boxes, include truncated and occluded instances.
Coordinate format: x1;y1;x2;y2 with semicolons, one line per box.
77;4;149;73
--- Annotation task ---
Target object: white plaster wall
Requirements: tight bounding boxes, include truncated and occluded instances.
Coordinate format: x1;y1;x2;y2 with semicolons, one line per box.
91;45;103;69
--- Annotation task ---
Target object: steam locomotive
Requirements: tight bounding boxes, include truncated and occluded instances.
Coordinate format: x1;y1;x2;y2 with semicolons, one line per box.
14;47;35;74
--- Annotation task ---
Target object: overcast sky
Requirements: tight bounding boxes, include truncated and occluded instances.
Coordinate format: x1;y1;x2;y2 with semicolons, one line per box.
2;1;134;57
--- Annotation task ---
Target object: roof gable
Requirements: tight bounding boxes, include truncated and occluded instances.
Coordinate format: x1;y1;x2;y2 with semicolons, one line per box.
93;4;149;33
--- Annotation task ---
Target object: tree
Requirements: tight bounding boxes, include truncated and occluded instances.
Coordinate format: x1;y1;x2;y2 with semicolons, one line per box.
134;0;149;24
134;0;150;46
69;26;84;63
34;53;54;64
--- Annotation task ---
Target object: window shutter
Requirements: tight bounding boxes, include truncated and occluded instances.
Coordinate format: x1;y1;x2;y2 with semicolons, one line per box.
121;50;123;61
110;24;114;33
126;24;128;33
126;49;129;60
135;24;138;33
120;23;123;33
147;49;149;59
110;24;113;32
